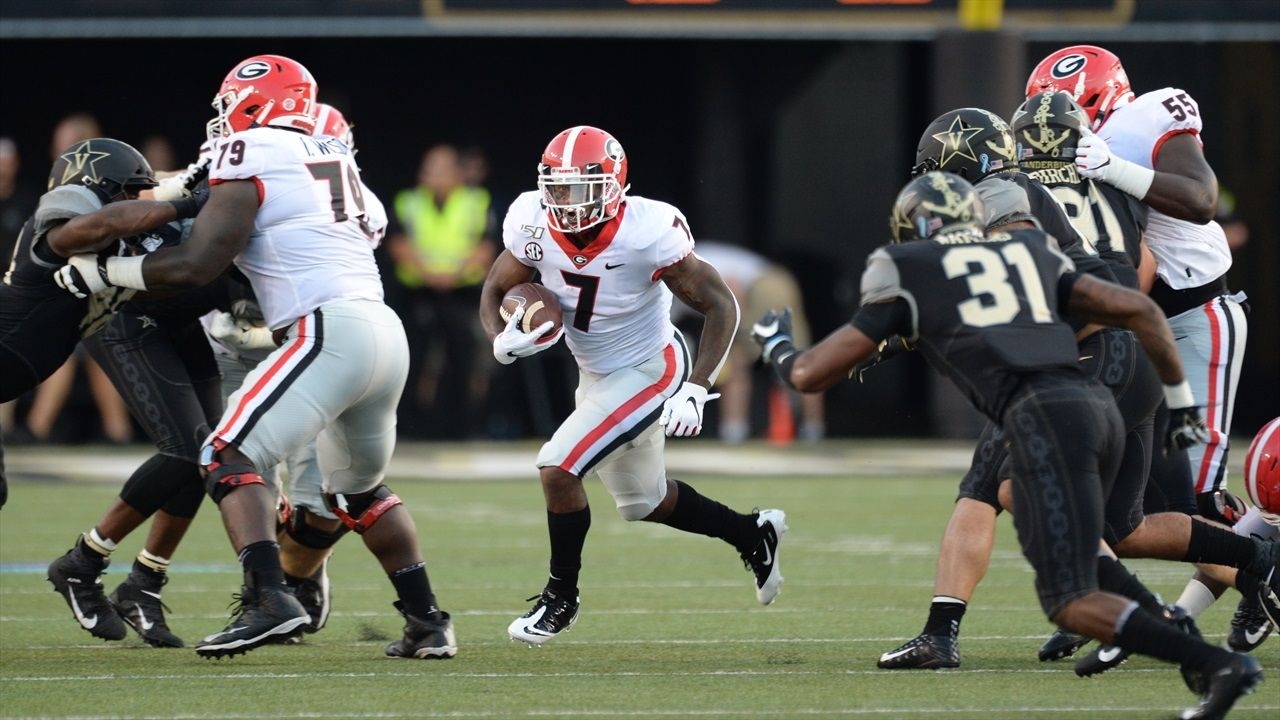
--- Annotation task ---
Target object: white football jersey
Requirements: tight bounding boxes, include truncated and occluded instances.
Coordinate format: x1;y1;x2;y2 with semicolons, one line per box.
502;192;694;375
1100;88;1231;288
208;127;386;329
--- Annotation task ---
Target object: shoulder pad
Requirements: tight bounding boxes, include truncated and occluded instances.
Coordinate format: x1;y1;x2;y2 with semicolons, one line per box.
34;185;103;239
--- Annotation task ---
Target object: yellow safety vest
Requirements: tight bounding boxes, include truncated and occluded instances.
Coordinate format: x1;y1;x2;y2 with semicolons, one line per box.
393;185;490;287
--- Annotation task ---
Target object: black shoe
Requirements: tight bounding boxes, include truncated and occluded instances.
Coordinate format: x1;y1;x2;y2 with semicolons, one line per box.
285;558;331;634
1039;629;1090;662
507;589;579;646
1178;653;1263;720
1074;644;1130;677
1227;593;1273;652
1246;539;1280;628
195;585;308;658
877;634;960;669
741;508;787;605
110;574;183;648
47;545;126;641
385;601;457;659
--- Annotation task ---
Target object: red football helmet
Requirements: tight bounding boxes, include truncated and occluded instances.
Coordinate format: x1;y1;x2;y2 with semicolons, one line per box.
1244;417;1280;524
208;54;318;139
1026;45;1133;131
314;102;354;148
537;126;628;234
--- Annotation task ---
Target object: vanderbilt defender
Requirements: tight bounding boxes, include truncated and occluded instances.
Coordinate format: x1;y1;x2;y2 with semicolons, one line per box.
754;172;1262;720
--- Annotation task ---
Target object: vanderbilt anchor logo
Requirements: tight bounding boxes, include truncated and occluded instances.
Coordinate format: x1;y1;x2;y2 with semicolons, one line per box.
922;172;978;222
1022;93;1073;158
524;242;543;261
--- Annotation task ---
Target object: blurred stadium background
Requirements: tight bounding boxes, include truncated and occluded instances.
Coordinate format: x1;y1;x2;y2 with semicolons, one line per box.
0;0;1276;442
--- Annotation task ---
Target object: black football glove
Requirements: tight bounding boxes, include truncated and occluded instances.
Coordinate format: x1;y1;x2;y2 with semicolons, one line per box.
1166;405;1210;455
1195;489;1248;526
751;308;794;364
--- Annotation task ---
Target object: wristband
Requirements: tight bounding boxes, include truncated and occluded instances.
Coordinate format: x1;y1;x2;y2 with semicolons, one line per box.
104;255;149;291
1163;380;1194;409
762;337;794;366
169;196;200;219
772;349;798;391
1103;158;1155;200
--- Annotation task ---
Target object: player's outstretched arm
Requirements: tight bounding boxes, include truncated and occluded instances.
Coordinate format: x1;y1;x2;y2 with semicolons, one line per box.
661;253;738;388
134;181;253;291
45;198;191;257
478;250;536;341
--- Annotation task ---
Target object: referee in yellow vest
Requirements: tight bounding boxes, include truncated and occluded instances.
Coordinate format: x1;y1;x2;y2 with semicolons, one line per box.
388;144;496;438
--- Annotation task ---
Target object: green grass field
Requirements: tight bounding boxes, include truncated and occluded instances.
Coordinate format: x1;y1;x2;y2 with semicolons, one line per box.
1;456;1277;719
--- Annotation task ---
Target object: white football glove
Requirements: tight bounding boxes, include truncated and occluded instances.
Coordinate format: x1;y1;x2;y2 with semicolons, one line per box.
208;311;276;351
658;381;721;438
492;306;559;365
53;254;109;299
1074;129;1154;199
152;156;212;202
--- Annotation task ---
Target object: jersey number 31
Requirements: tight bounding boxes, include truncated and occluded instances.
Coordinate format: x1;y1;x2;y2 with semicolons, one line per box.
943;244;1053;328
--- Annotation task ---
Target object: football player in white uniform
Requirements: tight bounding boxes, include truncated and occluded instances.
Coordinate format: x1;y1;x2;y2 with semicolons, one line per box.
479;126;787;645
56;56;454;660
1028;44;1274;666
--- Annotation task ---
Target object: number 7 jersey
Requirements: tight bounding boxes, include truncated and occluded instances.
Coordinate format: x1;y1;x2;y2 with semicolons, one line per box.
501;191;694;375
855;228;1081;421
208;127;388;330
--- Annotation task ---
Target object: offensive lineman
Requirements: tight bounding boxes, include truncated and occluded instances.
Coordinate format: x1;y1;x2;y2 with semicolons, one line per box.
478;126;786;645
55;55;454;659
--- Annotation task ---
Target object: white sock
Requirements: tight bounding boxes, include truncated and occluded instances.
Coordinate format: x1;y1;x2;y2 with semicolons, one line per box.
1175;579;1219;618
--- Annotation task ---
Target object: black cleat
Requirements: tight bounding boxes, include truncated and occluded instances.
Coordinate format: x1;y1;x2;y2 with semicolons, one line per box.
1227;593;1273;652
1179;653;1264;720
877;633;960;670
1246;539;1280;629
47;546;126;641
385;601;457;659
195;585;308;658
1074;644;1130;677
286;558;331;634
1039;629;1090;662
508;590;579;646
110;574;183;648
741;508;787;605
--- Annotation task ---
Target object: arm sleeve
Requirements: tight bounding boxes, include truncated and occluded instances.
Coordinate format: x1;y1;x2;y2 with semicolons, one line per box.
850;298;911;343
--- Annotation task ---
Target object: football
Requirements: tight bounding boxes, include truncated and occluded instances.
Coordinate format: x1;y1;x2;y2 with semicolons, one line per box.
500;282;563;343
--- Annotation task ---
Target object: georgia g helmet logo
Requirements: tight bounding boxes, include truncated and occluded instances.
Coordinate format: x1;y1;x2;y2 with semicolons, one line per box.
235;61;272;81
604;138;625;163
1051;54;1087;79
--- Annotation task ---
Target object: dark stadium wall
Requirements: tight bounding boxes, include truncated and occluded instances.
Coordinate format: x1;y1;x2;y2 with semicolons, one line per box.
2;36;1273;437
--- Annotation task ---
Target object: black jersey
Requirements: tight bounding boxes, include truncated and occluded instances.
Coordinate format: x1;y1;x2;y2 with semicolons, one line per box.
851;226;1081;421
1025;162;1147;291
1001;171;1087;252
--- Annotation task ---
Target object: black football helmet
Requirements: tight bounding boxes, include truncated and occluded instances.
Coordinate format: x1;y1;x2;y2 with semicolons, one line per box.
48;138;158;203
889;171;986;243
1010;91;1091;165
912;108;1018;182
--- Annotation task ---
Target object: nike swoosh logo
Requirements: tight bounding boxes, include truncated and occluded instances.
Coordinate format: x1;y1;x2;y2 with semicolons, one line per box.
880;645;916;662
1097;646;1122;663
136;607;155;631
605;262;625;270
1244;626;1269;645
1077;355;1094;361
66;589;98;629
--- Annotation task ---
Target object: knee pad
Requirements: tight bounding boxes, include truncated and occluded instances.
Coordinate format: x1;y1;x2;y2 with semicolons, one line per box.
120;454;205;518
324;484;402;534
279;503;349;549
200;438;266;505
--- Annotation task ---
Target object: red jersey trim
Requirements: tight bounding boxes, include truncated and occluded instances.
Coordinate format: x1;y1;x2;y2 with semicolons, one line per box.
1151;128;1198;168
547;202;627;268
209;176;265;206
